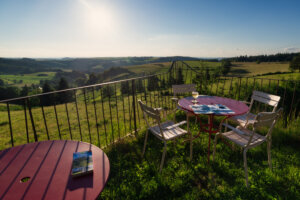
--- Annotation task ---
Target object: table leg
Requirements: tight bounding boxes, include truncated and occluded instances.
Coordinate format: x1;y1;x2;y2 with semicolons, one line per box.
207;115;213;164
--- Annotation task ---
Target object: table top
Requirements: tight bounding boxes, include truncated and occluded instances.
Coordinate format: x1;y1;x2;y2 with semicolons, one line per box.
0;140;110;200
178;96;249;116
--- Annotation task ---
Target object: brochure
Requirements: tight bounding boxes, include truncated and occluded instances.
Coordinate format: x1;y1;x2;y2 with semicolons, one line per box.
190;104;235;115
71;151;93;177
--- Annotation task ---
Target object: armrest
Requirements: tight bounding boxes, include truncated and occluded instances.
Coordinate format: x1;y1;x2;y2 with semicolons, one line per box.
164;121;187;130
240;101;251;105
171;97;178;102
221;123;246;135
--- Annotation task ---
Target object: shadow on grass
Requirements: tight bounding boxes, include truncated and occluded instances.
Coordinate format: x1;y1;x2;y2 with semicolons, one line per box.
99;115;300;200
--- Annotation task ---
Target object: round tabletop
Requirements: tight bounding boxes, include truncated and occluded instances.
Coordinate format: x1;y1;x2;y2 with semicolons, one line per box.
178;96;249;116
0;140;110;200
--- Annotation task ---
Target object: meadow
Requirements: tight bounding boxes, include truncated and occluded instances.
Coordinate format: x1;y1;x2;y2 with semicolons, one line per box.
0;72;56;87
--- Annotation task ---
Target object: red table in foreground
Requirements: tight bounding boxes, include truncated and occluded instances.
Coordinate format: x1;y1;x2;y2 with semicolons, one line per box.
178;96;249;163
0;140;110;200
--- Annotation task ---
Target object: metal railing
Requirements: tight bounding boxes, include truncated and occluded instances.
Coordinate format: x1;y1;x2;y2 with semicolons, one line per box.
0;61;299;150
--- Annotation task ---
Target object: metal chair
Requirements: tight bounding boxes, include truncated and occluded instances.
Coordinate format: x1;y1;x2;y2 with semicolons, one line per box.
172;84;196;121
229;91;281;127
213;108;283;187
138;100;193;172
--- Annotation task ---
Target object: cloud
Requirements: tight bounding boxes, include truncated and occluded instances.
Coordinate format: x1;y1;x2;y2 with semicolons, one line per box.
283;47;300;53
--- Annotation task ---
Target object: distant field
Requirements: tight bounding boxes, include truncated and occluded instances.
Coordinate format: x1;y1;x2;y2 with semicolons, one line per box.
229;62;290;77
0;72;56;87
257;72;300;80
124;62;171;74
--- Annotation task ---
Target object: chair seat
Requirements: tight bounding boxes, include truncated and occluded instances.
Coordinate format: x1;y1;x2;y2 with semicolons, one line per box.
221;127;266;148
149;121;187;141
230;113;257;126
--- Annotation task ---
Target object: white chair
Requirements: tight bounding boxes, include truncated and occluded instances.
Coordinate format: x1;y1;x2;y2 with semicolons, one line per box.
172;84;196;121
138;100;193;172
213;108;283;187
230;91;281;127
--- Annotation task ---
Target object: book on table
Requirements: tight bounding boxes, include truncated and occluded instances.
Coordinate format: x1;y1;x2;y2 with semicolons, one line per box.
71;151;93;177
190;104;235;115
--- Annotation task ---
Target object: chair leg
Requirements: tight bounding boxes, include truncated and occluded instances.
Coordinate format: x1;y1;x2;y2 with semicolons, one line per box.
243;149;249;187
267;140;272;170
142;130;149;157
159;142;167;173
190;131;193;161
213;133;218;161
187;115;193;160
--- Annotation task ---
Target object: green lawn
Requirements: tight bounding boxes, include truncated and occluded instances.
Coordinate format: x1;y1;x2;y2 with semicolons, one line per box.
229;62;290;77
0;72;56;87
99;113;300;199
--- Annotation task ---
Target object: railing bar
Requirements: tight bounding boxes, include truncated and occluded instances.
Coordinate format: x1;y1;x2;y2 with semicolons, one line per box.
216;77;220;96
101;89;108;145
121;88;127;136
238;77;242;100
127;81;132;132
268;79;271;93
83;88;92;144
107;86;114;144
288;82;297;121
260;78;263;91
53;101;61;140
23;100;29;143
74;90;82;141
229;77;233;97
114;84;121;140
65;102;72;140
92;87;101;147
276;80;280;95
27;99;38;142
40;103;49;140
281;80;287;107
7;102;14;147
131;79;138;136
0;72;171;104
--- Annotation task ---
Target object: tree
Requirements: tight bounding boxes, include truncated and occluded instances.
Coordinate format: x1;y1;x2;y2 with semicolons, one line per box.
121;81;131;95
41;81;55;106
102;85;114;97
86;73;98;85
289;54;300;72
221;60;232;75
147;76;159;91
136;79;145;93
176;67;184;84
0;79;5;86
20;85;29;97
57;78;73;104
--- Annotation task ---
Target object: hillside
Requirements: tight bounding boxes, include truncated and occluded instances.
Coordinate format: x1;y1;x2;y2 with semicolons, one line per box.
0;56;199;75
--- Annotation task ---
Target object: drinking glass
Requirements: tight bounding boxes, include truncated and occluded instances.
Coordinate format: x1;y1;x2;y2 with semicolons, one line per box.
192;91;199;104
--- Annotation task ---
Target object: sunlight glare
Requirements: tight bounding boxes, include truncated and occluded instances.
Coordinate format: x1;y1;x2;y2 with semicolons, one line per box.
78;0;115;34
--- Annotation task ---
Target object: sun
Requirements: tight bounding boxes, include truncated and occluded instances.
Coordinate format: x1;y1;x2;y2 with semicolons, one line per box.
78;0;114;33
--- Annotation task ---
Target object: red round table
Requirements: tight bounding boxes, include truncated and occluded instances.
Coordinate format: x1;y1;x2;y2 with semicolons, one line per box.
178;96;249;163
0;140;110;200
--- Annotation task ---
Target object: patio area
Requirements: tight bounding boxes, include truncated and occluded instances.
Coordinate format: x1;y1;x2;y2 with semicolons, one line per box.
99;113;300;199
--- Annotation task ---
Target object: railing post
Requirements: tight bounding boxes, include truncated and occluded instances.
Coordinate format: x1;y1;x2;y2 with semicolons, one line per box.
27;99;38;142
132;79;138;136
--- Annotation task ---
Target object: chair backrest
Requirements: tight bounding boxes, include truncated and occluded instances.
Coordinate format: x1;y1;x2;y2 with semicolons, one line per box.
253;108;283;138
249;91;281;112
138;100;165;139
172;84;196;97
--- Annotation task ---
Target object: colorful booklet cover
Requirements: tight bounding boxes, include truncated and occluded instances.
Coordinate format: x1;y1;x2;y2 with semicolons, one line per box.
190;104;235;114
71;151;93;177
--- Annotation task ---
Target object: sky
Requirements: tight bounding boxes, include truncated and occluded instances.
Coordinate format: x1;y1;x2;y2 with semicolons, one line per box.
0;0;300;58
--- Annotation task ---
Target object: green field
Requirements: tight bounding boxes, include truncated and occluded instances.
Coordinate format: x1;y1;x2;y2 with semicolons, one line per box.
0;72;56;87
229;62;290;77
124;62;171;74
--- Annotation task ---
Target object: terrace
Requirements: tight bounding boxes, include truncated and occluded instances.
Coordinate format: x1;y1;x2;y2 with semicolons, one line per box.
0;61;299;199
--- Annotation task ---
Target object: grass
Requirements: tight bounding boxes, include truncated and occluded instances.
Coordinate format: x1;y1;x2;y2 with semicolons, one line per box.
0;72;56;87
99;113;300;199
229;62;290;77
124;62;171;74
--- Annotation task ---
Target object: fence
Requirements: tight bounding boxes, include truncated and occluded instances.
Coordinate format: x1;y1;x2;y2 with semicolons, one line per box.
0;61;299;150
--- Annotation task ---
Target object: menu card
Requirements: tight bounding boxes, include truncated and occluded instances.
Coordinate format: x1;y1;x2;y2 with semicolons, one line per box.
190;104;235;114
